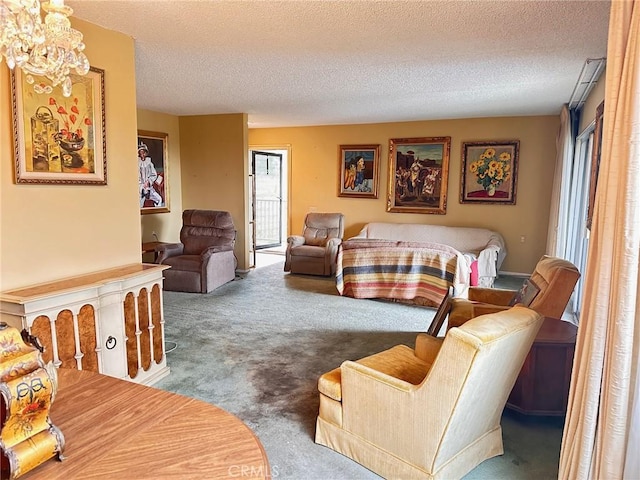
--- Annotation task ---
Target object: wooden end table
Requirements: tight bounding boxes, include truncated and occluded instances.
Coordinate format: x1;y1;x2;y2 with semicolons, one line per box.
142;241;170;262
507;316;578;416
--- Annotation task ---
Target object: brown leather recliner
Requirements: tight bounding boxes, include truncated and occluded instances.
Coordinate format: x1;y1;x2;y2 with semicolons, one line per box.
284;212;344;276
447;255;580;329
156;210;237;293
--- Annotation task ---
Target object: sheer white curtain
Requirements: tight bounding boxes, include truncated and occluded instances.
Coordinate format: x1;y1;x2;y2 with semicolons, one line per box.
559;1;640;479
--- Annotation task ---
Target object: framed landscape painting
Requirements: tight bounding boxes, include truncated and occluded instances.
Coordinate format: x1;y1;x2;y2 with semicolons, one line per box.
387;137;451;214
338;144;380;198
138;130;170;214
11;67;107;184
460;140;519;204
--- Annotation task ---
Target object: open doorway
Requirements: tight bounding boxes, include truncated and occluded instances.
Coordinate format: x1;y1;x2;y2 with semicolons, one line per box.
248;147;289;269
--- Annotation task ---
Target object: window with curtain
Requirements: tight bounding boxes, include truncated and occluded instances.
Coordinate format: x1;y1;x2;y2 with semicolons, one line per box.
562;123;595;319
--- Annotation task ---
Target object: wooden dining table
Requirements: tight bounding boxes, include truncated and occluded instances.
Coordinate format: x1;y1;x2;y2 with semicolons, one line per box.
22;369;270;479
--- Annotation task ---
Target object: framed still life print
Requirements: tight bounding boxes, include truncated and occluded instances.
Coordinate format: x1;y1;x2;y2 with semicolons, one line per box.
387;137;451;214
338;144;380;198
138;130;170;214
11;67;107;185
460;140;520;204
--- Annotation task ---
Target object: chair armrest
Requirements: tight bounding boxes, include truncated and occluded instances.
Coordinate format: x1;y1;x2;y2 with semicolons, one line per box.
466;303;511;317
287;235;305;247
156;243;183;263
468;287;515;305
326;237;342;248
341;360;415;393
201;244;234;260
414;334;443;363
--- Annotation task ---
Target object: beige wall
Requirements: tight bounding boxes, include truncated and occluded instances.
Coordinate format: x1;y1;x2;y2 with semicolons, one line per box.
178;114;249;270
0;19;140;291
137;109;183;250
249;115;560;274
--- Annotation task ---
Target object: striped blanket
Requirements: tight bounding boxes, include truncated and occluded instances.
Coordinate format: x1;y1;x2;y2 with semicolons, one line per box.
336;238;469;307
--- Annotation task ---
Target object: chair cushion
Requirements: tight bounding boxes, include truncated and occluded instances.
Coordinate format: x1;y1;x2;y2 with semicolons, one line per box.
180;210;236;255
291;245;326;258
305;237;328;247
163;254;202;272
318;367;343;401
318;345;431;401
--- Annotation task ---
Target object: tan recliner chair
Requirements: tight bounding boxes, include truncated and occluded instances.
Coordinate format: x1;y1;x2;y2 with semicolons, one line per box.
315;306;544;479
447;255;580;330
156;210;236;293
284;212;344;276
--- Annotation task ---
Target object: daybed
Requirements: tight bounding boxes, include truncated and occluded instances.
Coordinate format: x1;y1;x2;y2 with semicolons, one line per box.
336;238;470;307
336;222;506;307
354;222;506;287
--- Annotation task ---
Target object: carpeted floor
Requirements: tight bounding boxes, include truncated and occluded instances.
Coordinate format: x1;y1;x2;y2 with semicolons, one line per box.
155;260;563;479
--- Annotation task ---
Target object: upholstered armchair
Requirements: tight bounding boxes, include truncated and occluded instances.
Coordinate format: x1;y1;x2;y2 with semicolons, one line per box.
284;212;344;276
447;255;580;330
315;306;544;479
156;210;237;293
447;255;580;329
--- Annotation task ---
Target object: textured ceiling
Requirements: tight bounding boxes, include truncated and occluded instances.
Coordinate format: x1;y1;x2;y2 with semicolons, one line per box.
68;0;610;128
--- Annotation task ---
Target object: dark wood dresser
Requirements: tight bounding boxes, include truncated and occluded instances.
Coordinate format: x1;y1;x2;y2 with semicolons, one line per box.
507;316;578;416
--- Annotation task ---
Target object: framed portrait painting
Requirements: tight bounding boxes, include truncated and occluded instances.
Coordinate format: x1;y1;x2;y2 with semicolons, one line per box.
387;137;451;214
11;66;107;184
338;144;380;198
460;141;520;204
138;130;170;214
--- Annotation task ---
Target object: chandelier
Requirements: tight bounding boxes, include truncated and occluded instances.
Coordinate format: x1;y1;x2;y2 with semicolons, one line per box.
0;0;89;96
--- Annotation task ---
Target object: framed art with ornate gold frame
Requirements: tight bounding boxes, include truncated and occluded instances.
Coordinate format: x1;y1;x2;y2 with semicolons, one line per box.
387;137;451;214
11;67;107;185
138;130;170;214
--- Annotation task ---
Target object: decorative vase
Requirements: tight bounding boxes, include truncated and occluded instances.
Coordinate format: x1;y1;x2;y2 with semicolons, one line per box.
54;132;85;153
487;184;496;196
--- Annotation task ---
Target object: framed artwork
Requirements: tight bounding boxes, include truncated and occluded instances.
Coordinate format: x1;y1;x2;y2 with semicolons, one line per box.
10;67;107;185
460;140;520;204
338;144;380;198
387;137;451;214
138;130;169;214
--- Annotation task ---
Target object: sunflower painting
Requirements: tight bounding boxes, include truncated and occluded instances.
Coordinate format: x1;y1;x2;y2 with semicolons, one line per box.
460;141;519;204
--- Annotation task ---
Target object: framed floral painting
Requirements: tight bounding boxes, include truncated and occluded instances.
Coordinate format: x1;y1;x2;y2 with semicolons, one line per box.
460;140;520;204
138;130;169;214
387;137;451;214
338;144;380;198
10;67;107;185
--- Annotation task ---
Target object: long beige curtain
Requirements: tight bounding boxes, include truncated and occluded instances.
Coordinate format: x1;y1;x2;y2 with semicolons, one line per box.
546;105;573;257
559;1;640;479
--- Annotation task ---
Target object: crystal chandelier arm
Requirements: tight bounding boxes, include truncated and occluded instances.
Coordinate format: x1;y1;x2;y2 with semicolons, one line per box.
1;0;90;96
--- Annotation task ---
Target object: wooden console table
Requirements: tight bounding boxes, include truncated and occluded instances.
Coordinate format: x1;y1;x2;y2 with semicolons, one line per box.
21;369;270;479
507;316;578;416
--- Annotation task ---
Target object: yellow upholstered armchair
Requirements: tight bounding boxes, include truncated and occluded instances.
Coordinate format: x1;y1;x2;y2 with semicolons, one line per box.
315;306;543;479
447;255;580;330
284;212;344;276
